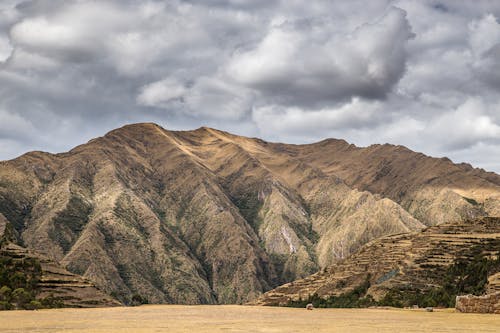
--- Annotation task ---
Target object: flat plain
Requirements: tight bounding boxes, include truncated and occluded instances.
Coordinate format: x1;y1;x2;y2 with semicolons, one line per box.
0;305;499;333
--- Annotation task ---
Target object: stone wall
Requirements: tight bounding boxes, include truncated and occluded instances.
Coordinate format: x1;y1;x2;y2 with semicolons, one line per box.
455;293;500;314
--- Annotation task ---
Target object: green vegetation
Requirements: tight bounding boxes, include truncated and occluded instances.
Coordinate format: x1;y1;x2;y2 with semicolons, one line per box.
0;254;41;309
0;254;63;310
285;275;376;308
379;249;500;308
131;294;149;306
231;191;263;232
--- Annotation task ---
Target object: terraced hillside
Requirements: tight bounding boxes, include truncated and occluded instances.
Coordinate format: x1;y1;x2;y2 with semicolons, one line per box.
255;217;500;307
0;243;120;309
0;123;499;305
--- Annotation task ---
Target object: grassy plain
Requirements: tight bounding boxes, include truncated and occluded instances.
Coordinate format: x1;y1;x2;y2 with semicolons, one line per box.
0;305;498;333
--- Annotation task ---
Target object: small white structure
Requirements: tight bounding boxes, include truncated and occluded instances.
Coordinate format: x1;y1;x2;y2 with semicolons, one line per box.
306;303;314;310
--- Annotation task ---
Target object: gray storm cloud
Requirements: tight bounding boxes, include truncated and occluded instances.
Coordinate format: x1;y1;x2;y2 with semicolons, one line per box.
0;0;499;172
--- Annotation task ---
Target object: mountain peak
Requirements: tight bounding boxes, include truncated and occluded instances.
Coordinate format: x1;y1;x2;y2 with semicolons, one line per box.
104;122;166;137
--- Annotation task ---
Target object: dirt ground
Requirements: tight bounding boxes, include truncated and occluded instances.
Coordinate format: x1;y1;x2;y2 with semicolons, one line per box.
0;305;498;332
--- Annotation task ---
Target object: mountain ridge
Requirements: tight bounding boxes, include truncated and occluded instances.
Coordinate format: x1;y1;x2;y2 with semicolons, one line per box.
0;122;498;305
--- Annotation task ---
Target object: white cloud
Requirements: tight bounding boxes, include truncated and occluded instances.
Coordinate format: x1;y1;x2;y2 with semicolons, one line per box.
0;0;21;62
447;142;500;172
468;14;500;56
9;2;132;62
184;76;254;119
0;34;12;62
253;98;385;138
11;16;84;52
0;0;21;29
227;7;414;105
6;47;58;70
428;98;500;150
137;78;187;107
468;14;500;89
137;76;254;119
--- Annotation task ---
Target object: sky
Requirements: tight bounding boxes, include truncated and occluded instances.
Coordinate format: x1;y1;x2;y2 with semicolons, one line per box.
0;0;499;172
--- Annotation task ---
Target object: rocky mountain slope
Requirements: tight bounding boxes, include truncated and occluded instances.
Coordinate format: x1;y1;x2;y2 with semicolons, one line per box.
255;217;500;307
290;140;500;224
0;123;498;305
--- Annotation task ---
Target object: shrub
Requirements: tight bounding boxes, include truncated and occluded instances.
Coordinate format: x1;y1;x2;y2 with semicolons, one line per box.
40;295;64;308
0;253;45;310
11;288;32;308
9;272;27;290
0;301;11;310
131;294;148;306
0;285;12;302
25;300;42;310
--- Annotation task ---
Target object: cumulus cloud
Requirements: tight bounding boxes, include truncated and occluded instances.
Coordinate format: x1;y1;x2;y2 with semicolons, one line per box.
428;98;500;150
137;78;187;108
0;0;499;172
227;7;414;106
137;76;254;119
468;14;500;89
6;47;58;70
253;98;386;138
0;35;12;62
10;2;132;63
469;14;500;54
183;76;254;119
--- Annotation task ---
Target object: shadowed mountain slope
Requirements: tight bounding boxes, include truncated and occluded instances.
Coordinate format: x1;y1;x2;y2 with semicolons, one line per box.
0;123;498;305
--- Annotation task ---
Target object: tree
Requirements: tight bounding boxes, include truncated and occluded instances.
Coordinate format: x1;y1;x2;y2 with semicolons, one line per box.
9;272;27;290
0;285;12;302
11;288;31;309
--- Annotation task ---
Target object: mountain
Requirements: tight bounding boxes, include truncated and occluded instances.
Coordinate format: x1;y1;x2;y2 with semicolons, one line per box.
255;217;500;307
0;123;498;305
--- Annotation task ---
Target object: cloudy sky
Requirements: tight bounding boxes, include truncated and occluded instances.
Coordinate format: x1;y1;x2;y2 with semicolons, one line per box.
0;0;499;172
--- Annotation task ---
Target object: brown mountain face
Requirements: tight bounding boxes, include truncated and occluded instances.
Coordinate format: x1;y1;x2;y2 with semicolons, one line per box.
289;140;500;225
0;123;498;305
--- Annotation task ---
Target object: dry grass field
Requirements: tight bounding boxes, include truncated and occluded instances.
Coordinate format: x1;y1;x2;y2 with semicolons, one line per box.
0;305;499;333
